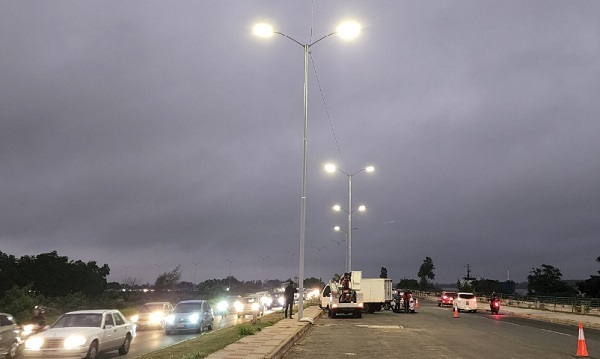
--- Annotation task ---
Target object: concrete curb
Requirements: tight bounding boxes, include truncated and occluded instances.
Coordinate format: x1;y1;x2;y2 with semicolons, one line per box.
266;310;324;359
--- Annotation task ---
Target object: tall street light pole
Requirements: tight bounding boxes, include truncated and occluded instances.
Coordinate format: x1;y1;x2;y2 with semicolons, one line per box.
327;164;374;272
253;20;361;320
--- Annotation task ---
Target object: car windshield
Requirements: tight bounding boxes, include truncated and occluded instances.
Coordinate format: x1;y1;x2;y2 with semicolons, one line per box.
53;313;102;328
139;304;163;313
174;303;202;313
459;293;475;299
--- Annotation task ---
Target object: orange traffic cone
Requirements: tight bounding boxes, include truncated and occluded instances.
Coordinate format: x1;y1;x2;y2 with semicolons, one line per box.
576;322;589;357
453;306;459;318
415;300;419;309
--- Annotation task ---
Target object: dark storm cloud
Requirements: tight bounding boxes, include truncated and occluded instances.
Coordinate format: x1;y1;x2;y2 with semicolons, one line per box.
1;1;598;285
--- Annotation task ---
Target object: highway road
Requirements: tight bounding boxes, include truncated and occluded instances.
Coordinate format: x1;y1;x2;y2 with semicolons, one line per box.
96;310;275;359
284;301;600;358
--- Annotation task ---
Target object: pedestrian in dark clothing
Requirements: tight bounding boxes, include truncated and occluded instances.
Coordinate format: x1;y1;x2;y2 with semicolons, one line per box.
284;282;297;319
394;290;401;313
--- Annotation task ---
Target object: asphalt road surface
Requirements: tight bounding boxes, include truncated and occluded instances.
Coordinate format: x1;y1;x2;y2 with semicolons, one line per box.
97;309;276;358
284;301;600;358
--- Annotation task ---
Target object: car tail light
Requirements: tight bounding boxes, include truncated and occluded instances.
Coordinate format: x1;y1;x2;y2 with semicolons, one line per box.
442;295;447;299
494;301;499;307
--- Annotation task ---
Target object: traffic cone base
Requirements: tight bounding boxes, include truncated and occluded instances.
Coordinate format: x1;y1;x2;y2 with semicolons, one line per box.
575;322;589;357
453;306;459;318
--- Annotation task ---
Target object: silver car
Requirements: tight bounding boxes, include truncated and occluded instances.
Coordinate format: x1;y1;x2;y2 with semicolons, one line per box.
164;300;214;335
22;309;135;359
0;313;20;359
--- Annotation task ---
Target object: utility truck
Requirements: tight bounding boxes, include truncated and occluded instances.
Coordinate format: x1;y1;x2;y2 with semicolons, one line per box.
320;271;364;318
359;277;393;313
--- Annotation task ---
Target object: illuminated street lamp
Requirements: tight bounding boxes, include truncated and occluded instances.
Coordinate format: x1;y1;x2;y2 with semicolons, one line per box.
254;20;361;320
326;164;374;271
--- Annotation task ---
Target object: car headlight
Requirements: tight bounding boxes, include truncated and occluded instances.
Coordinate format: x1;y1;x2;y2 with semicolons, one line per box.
131;314;139;323
149;312;163;323
217;301;228;312
64;335;87;349
165;314;175;324
278;297;285;306
251;303;260;311
261;297;273;305
234;301;243;312
188;313;200;323
22;324;34;336
25;337;44;350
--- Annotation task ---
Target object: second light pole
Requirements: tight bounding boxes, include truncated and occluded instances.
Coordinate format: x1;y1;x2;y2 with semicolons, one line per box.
326;163;374;272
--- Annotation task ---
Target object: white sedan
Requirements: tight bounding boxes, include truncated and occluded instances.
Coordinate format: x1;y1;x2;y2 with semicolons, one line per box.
22;309;136;359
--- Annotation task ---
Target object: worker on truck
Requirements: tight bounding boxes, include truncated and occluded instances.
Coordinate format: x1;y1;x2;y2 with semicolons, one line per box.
339;272;356;303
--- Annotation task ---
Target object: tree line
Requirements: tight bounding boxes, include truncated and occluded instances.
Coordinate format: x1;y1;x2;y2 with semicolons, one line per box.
380;256;600;298
0;250;110;298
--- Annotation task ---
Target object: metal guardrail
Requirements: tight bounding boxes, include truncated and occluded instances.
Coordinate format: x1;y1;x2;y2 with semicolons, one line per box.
411;291;599;316
497;294;600;315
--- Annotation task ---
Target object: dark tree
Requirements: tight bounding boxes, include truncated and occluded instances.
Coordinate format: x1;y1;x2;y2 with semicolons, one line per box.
577;256;600;298
397;277;419;290
155;266;182;291
528;264;576;296
418;257;435;290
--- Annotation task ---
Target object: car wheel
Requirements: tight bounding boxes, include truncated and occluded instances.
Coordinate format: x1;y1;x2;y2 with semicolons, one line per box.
196;321;203;334
6;340;18;359
473;310;477;313
438;302;441;307
85;342;98;359
118;334;131;355
330;311;337;318
165;329;172;335
356;311;362;318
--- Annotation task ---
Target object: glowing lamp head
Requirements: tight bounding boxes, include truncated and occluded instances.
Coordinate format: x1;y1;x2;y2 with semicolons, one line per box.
324;163;336;173
333;205;341;211
358;205;366;212
253;23;274;38
365;166;375;172
336;21;361;40
334;226;341;231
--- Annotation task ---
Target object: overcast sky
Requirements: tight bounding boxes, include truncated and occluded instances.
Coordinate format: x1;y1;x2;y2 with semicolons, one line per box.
2;1;599;286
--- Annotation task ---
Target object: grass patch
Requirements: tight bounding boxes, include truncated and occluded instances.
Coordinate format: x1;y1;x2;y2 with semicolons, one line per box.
136;312;282;359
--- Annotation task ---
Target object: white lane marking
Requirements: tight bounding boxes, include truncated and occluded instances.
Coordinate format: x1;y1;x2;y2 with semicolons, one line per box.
541;328;572;337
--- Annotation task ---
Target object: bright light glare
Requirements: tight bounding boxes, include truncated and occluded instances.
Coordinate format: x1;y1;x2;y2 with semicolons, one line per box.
336;21;361;40
365;166;375;172
334;226;341;231
324;163;336;173
64;335;86;349
253;23;274;37
25;337;44;350
333;205;341;211
358;205;366;211
188;313;200;323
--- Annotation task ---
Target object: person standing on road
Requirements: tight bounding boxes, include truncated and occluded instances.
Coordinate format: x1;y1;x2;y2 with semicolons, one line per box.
402;290;411;313
284;282;297;319
394;290;401;313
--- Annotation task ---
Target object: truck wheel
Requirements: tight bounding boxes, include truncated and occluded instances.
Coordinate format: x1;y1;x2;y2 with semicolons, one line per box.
356;311;362;318
331;311;337;318
327;309;332;318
